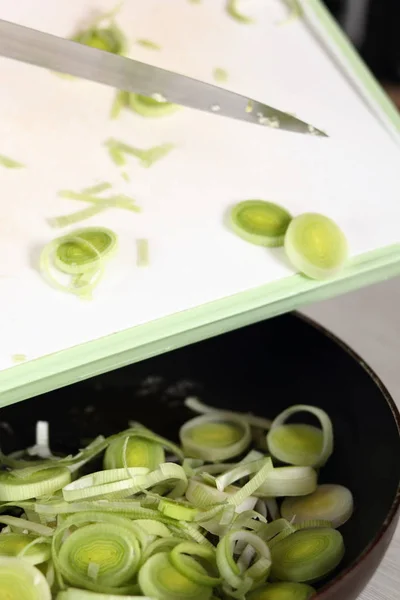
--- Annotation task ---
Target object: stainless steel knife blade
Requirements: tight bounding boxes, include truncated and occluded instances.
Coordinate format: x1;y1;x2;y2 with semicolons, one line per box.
0;19;327;137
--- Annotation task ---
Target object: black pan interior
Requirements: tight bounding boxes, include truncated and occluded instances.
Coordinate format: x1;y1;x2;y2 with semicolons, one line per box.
0;313;399;588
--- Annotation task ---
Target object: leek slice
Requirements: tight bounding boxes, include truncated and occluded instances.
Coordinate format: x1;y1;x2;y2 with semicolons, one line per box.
185;397;272;430
158;498;198;522
226;0;254;24
138;551;212;600
284;213;348;280
0;533;50;565
267;405;333;467
248;582;316;600
230;200;292;247
254;466;317;497
169;542;221;586
129;94;180;118
281;484;354;528
0;557;51;599
56;521;141;588
0;467;71;501
217;530;271;594
54;228;117;275
40;228;117;298
180;414;251;461
270;528;345;582
186;478;256;513
104;436;165;471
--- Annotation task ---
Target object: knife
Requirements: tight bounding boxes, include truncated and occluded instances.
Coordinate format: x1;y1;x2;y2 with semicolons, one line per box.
0;19;326;137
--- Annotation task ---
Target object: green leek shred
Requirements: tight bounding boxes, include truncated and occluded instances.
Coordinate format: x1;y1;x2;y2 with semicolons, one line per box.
105;138;175;168
136;239;150;267
52;186;140;228
213;68;229;83
0;155;25;169
136;39;161;51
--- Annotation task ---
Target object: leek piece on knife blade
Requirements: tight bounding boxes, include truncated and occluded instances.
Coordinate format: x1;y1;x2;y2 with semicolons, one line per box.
129;94;180;118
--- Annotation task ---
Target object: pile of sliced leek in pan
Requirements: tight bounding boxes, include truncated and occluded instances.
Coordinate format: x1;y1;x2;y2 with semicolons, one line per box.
0;399;354;599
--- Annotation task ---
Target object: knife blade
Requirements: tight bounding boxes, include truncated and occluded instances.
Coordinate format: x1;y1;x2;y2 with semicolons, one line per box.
0;18;327;137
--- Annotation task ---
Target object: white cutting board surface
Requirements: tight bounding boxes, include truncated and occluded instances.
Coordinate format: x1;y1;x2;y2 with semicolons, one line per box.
0;0;399;371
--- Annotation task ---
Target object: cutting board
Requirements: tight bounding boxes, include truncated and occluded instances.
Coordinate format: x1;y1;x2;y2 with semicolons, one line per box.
0;0;399;407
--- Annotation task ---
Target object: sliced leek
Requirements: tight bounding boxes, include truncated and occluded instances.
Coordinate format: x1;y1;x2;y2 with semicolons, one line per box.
255;466;318;498
0;557;51;599
284;213;348;280
248;582;316;600
270;528;345;582
104;436;165;471
57;522;141;588
230;200;292;247
267;405;333;467
185;397;272;430
0;467;71;501
180;414;251;461
40;228;117;298
0;533;51;565
138;551;212;600
281;484;354;528
170;542;221;586
0;403;349;597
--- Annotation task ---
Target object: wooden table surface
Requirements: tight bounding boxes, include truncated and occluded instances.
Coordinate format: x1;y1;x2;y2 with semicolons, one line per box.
303;277;400;600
